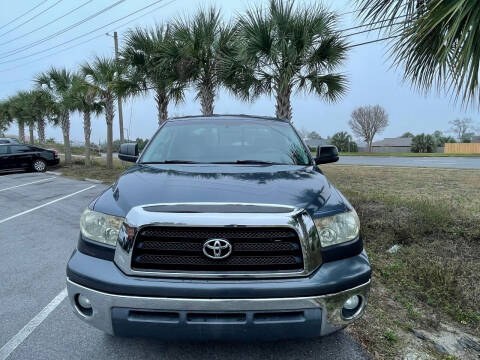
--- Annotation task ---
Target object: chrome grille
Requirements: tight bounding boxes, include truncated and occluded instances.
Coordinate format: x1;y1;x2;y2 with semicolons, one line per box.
131;227;304;272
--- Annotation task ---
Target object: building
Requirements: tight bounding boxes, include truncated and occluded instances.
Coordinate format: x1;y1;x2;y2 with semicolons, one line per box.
371;137;413;153
472;136;480;143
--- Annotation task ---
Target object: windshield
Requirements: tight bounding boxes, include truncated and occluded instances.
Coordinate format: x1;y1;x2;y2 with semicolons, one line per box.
140;118;311;165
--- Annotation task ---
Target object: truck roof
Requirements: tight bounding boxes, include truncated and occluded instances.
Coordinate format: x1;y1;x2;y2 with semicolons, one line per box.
167;114;289;123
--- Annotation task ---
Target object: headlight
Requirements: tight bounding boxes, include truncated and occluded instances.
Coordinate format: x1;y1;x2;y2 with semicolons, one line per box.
314;209;360;247
80;208;124;246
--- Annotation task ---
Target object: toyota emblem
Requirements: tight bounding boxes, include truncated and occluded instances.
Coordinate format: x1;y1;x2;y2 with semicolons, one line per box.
203;239;232;259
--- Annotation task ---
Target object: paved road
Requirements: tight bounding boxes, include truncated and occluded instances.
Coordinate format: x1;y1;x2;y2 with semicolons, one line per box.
0;172;369;360
337;155;480;169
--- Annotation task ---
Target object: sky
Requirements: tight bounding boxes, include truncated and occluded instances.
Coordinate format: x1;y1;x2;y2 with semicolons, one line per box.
0;0;478;144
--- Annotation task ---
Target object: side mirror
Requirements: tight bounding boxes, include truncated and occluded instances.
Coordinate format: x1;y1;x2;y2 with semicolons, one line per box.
315;145;339;165
118;143;139;163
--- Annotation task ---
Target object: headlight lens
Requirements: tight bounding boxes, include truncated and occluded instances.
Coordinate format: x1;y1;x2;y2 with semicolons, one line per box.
80;208;124;246
314;210;360;247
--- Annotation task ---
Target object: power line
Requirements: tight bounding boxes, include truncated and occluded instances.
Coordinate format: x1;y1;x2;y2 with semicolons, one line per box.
0;0;397;74
0;0;169;65
0;0;64;39
0;0;93;47
337;14;407;33
340;21;406;39
0;0;174;73
0;0;49;32
0;0;127;59
348;35;402;48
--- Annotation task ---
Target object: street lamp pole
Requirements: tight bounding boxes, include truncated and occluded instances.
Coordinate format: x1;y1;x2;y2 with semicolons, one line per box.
107;31;125;142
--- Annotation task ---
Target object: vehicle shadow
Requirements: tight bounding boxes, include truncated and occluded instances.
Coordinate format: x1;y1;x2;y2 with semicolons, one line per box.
101;330;368;359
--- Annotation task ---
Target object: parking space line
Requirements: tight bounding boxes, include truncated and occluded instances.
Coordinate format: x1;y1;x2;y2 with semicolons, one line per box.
0;185;95;224
0;289;67;360
0;177;56;193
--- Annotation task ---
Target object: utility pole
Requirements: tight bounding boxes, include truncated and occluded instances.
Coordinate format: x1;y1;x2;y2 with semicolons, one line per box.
113;31;125;142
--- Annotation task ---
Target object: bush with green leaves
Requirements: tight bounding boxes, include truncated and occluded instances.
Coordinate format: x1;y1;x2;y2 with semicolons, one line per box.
330;131;358;152
411;133;435;153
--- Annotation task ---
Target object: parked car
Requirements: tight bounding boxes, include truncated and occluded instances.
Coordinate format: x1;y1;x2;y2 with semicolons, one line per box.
0;144;60;173
0;138;19;144
66;115;370;341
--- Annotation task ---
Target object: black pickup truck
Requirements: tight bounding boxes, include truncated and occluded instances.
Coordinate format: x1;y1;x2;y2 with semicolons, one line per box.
66;115;371;341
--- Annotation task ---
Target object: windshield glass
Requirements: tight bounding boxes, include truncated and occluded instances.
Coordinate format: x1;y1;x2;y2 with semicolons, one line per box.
140;118;310;165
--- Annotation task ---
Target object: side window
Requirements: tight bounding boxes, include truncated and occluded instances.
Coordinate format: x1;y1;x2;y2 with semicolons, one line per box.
10;145;32;154
0;140;8;144
0;146;8;154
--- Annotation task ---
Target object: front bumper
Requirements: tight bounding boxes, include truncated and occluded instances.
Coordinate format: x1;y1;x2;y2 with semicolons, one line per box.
67;278;370;341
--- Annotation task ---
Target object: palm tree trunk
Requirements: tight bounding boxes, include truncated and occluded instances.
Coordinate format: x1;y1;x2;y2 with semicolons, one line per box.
155;89;168;127
83;111;92;167
105;95;115;169
18;121;25;143
200;78;214;115
62;112;72;166
275;85;292;121
28;124;34;144
37;118;46;144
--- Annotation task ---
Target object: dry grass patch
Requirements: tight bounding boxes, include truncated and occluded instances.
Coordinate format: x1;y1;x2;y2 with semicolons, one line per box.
323;165;480;358
56;156;129;184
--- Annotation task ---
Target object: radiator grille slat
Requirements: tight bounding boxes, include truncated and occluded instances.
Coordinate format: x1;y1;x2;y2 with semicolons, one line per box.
131;227;304;272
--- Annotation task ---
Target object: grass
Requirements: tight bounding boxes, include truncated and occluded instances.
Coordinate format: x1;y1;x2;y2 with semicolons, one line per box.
56;156;128;183
39;142;101;157
339;152;480;157
323;164;480;358
52;158;480;358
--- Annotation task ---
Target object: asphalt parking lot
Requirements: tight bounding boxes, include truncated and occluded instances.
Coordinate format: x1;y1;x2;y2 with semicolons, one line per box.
0;172;368;360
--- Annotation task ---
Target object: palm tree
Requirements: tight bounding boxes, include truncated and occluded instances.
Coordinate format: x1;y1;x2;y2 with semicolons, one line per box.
29;89;54;144
68;74;102;167
220;0;348;121
331;131;353;152
0;100;13;137
159;7;235;115
81;57;124;169
5;94;25;143
121;25;186;126
355;0;480;106
35;68;75;165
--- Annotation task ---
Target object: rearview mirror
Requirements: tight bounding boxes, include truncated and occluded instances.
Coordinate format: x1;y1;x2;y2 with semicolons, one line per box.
315;145;339;165
118;143;139;163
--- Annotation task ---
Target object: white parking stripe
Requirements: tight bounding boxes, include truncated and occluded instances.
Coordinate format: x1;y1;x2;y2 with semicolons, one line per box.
0;177;56;193
0;185;95;224
0;289;67;360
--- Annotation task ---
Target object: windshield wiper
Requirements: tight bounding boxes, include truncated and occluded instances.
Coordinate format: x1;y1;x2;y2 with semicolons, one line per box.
140;160;202;164
213;160;281;165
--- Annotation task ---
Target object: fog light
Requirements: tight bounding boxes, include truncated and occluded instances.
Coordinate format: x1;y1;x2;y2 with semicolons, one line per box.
344;295;360;310
75;294;93;316
342;295;363;319
77;294;92;309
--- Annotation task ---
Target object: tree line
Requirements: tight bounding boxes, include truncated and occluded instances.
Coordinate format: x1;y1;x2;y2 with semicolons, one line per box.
0;0;349;169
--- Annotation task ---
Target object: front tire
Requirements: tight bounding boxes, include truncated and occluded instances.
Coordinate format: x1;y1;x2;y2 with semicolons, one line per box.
32;159;47;172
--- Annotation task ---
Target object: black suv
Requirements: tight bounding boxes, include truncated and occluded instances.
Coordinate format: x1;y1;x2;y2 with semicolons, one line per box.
0;144;59;173
67;115;370;341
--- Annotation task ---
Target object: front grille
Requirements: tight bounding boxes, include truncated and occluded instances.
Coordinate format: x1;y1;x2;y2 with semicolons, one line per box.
131;227;304;272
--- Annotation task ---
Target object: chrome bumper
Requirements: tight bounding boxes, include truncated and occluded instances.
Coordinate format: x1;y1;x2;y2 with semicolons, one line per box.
67;278;370;338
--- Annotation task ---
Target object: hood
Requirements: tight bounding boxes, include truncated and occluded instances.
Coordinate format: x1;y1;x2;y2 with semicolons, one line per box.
93;164;349;218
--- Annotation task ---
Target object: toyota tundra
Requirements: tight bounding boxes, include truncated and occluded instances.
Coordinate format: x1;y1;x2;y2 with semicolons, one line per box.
66;115;371;341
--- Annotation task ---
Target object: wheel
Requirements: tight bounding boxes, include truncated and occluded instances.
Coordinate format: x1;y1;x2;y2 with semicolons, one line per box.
32;159;47;172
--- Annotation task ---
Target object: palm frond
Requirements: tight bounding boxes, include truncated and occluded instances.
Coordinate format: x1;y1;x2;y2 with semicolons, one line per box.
356;0;480;107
